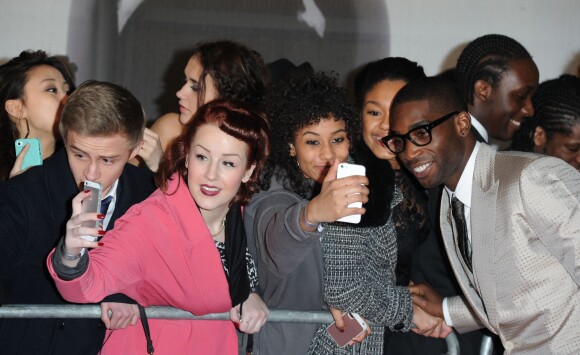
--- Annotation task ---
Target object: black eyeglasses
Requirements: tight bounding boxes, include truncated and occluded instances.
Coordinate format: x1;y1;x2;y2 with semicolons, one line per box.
382;111;459;154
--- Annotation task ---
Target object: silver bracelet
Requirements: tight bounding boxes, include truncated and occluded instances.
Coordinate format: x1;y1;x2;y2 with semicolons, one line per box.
302;206;319;228
61;242;82;261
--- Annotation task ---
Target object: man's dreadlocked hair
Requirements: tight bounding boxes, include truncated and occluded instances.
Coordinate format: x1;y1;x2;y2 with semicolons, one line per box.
456;34;533;105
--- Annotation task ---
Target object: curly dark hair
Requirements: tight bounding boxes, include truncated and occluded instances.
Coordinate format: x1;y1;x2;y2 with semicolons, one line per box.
261;71;356;198
511;75;580;152
157;99;270;205
456;34;532;105
0;50;76;181
192;40;268;108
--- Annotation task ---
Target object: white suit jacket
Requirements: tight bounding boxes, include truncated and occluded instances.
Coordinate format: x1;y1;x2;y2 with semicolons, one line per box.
442;144;580;354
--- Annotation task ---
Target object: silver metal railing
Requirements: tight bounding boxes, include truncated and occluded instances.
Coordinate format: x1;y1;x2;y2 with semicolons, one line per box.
0;305;495;354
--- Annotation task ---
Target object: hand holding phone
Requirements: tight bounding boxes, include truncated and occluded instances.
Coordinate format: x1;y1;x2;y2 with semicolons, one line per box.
327;312;368;347
80;180;102;241
336;163;366;224
14;138;42;171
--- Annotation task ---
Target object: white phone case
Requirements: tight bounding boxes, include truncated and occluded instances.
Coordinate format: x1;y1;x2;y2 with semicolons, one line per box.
336;163;366;224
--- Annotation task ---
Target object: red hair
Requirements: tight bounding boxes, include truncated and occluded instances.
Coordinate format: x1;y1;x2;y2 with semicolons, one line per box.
156;99;270;205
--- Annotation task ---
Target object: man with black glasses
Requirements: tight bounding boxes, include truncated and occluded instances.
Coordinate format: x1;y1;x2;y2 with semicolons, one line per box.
384;76;580;354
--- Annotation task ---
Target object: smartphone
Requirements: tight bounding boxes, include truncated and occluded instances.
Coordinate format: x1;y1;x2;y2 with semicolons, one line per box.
80;180;102;241
14;138;42;170
336;163;366;224
327;312;368;347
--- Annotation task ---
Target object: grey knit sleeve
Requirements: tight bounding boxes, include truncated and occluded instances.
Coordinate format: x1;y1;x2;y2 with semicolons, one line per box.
320;189;413;331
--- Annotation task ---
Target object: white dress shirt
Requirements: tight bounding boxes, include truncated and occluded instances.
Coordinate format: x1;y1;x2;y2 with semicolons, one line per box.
101;179;119;230
442;142;481;326
469;114;489;143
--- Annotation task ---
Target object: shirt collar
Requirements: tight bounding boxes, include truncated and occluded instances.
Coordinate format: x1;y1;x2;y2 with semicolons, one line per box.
103;179;119;202
469;113;489;143
445;141;481;209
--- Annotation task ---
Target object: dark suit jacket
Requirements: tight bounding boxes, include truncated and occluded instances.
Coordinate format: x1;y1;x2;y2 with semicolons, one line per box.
0;148;155;355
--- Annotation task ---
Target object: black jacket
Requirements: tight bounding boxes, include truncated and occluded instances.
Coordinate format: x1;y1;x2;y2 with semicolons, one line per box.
0;148;155;355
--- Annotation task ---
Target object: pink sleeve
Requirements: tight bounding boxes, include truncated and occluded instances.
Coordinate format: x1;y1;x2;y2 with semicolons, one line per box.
48;202;162;304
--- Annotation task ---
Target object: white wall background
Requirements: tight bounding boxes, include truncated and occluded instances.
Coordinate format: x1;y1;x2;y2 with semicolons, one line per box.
387;0;580;78
1;0;578;89
0;0;72;60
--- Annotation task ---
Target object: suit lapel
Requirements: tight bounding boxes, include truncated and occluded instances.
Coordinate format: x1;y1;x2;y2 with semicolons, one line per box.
110;173;127;228
440;192;492;330
44;149;78;223
470;162;500;329
471;148;499;328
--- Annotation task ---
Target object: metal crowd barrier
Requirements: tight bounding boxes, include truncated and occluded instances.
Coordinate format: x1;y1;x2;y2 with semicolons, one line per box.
0;305;494;355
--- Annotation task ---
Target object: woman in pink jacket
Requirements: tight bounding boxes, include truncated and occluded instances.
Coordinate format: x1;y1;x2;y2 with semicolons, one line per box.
48;99;271;354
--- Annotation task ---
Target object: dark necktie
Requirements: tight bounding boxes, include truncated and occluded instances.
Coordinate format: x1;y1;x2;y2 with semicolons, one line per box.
451;196;472;271
99;195;113;233
100;195;113;215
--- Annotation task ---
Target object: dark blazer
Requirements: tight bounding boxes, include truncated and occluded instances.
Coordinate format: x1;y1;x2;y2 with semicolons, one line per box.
0;148;155;355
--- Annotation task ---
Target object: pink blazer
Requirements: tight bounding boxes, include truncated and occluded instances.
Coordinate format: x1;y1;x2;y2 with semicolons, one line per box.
48;174;237;354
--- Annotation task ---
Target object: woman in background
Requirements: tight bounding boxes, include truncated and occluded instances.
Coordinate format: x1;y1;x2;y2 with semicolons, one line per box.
353;57;429;290
355;57;462;354
49;99;270;354
0;50;74;180
151;40;267;156
511;74;580;170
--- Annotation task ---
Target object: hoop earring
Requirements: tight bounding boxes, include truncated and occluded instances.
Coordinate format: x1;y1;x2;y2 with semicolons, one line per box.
289;149;299;168
21;117;30;138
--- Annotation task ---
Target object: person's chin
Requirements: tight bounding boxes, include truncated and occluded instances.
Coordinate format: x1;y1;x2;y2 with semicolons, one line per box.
409;162;439;188
178;113;192;126
368;144;392;160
